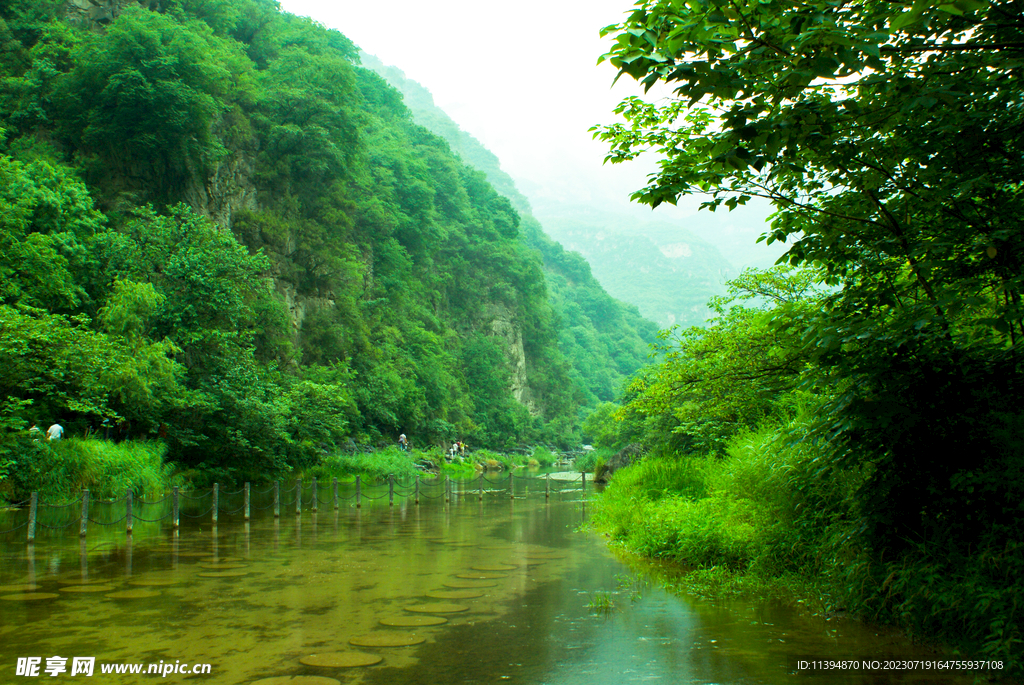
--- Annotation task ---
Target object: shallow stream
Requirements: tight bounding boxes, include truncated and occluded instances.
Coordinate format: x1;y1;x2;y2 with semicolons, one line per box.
0;476;1010;684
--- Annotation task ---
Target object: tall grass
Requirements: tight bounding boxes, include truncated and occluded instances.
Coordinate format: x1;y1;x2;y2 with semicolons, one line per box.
593;423;859;596
594;423;1024;671
3;438;174;502
305;446;422;483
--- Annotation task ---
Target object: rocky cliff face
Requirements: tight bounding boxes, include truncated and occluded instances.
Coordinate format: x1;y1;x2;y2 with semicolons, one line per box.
483;303;538;415
64;0;159;28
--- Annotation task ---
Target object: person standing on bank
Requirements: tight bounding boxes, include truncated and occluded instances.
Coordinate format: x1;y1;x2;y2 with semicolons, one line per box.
398;433;408;451
47;422;64;441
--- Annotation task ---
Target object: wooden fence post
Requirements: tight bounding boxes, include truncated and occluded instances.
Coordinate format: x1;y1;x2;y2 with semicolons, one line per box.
273;480;280;518
388;475;394;506
295;478;302;515
355;476;361;508
332;477;339;511
311;479;318;512
79;489;89;537
126;489;133;535
172;487;179;528
27;492;37;543
415;476;420;505
509;472;514;500
244;482;250;520
212;483;219;525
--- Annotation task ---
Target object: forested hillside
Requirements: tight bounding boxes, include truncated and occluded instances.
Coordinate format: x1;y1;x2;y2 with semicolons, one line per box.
0;0;632;480
363;56;660;405
587;0;1024;668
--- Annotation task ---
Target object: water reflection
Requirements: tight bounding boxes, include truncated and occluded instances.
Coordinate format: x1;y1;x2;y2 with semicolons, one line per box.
0;482;1012;684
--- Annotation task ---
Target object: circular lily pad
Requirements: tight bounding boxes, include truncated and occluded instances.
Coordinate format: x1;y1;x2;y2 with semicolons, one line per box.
471;564;517;572
379;615;448;627
443;580;496;589
299;652;382;668
524;553;566;560
60;584;116;593
199;563;248;570
0;583;40;592
404;602;468;614
455;573;506;580
129;578;180;587
57;577;112;585
106;589;160;599
172;551;212;557
426;589;483;600
199;556;243;563
198;570;249;578
349;632;425;647
251;677;340;685
0;592;59;601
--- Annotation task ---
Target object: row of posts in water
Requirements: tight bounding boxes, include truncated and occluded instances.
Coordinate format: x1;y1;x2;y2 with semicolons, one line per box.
22;472;586;543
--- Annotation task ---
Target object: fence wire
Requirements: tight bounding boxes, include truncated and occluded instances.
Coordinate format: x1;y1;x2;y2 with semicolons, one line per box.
132;513;169;523
87;513;128;526
2;473;591;538
181;506;215;519
0;520;29;534
37;518;80;530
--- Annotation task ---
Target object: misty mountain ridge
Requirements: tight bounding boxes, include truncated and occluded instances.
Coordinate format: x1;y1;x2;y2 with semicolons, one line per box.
362;54;777;329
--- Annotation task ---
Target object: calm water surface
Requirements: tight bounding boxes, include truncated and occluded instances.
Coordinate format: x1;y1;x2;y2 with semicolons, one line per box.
0;478;1010;684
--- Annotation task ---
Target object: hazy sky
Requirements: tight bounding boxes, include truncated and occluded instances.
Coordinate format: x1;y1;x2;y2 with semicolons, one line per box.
277;0;785;267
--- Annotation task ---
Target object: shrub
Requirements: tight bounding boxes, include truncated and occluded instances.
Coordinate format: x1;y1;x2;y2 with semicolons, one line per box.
2;437;173;501
306;446;420;483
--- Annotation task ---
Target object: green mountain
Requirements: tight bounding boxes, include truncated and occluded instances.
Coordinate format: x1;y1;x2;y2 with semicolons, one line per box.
0;0;629;476
363;56;659;406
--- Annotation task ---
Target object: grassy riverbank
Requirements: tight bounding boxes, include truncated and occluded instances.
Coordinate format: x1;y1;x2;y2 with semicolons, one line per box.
592;426;1024;673
0;437;175;502
1;433;573;508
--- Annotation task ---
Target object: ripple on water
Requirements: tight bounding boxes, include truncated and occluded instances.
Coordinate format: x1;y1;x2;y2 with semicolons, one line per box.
443;580;496;589
0;583;41;592
128;578;181;587
105;589;161;599
299;652;383;667
404;602;468;614
59;585;117;593
379;615;448;627
348;632;426;647
0;593;60;601
455;573;506;580
426;589;483;600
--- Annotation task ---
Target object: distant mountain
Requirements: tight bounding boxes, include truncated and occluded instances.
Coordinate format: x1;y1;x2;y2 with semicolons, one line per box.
363;54;659;404
363;55;750;330
530;201;738;328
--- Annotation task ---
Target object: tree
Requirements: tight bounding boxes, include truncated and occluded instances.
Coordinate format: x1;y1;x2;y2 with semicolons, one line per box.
594;0;1024;551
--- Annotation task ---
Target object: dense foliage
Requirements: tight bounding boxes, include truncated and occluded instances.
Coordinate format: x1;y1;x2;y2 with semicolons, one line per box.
364;58;660;407
590;0;1024;666
0;0;655;490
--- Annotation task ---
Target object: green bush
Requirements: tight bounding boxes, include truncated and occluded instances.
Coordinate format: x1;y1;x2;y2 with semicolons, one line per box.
531;445;556;466
574;449;600;472
2;437;173;501
306;446;420;483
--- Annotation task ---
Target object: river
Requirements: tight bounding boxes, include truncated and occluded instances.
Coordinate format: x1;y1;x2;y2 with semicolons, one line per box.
0;475;1011;684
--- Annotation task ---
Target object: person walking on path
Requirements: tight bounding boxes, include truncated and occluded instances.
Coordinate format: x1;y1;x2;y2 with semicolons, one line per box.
47;422;64;441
